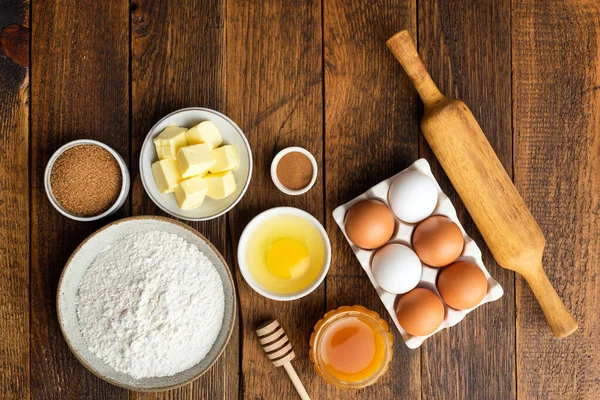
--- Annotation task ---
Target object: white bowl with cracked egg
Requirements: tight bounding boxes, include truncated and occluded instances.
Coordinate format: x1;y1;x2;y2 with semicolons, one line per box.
140;107;253;221
56;216;237;391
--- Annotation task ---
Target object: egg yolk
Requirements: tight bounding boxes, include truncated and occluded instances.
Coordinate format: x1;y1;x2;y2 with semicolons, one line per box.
266;238;311;280
246;214;325;294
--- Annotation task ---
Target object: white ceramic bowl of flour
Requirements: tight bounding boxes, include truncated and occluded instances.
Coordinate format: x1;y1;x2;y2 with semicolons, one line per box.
57;216;236;391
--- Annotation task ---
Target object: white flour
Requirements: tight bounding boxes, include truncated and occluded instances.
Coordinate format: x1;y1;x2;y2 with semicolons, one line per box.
77;230;225;379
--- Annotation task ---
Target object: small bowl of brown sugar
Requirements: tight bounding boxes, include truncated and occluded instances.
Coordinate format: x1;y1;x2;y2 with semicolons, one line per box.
270;147;318;196
44;140;130;221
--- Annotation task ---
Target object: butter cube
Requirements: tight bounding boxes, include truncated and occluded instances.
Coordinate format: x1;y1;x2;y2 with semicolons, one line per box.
185;121;222;149
209;145;239;173
154;126;188;160
174;176;208;209
152;159;182;193
204;171;236;199
176;144;216;178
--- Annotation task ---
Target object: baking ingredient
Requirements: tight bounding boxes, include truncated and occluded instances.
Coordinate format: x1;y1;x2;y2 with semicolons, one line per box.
245;214;325;294
344;199;395;249
50;144;122;217
388;171;438;223
310;306;393;388
204;171;236;199
152;159;182;193
266;238;310;279
174;176;208;209
412;215;464;267
320;316;387;382
210;145;239;173
437;261;488;309
395;288;444;336
154;126;188;160
276;151;314;190
77;230;224;379
151;121;239;210
371;243;421;294
176;143;216;178
185;121;223;148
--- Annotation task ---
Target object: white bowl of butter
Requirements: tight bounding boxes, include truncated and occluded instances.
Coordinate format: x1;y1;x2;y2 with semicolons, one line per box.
140;108;252;221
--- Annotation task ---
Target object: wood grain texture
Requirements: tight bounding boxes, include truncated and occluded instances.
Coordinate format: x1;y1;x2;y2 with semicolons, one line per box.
417;0;516;398
30;0;130;398
4;0;598;398
323;0;420;398
513;0;600;398
0;1;29;398
225;0;325;398
130;0;238;399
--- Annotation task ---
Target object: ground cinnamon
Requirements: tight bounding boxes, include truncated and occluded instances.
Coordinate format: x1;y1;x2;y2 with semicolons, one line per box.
276;151;313;190
50;144;122;217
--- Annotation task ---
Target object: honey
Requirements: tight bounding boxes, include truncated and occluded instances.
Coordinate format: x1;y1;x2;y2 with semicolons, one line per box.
310;306;393;389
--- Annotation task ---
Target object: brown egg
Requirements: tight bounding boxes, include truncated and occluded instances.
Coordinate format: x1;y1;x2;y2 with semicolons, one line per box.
395;288;445;336
437;261;488;309
344;199;395;249
412;216;464;267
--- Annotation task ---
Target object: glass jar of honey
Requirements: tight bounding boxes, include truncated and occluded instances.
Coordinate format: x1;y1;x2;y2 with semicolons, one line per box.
309;305;393;389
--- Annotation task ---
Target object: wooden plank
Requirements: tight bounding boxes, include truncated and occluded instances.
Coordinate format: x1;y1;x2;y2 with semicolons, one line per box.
30;0;130;398
512;0;600;398
417;1;516;398
323;0;420;398
129;0;238;399
0;1;29;398
225;0;325;398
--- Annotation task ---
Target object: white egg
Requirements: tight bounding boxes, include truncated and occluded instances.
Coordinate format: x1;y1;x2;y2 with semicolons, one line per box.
388;171;438;223
371;243;422;294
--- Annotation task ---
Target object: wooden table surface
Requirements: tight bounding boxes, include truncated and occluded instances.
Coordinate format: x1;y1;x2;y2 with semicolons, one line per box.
1;0;598;399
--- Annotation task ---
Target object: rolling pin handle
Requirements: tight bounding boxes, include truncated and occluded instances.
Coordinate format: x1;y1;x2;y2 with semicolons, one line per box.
522;264;578;338
386;30;445;108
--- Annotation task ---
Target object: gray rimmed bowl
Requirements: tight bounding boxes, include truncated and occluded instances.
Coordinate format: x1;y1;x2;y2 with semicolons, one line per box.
140;107;253;221
57;216;237;391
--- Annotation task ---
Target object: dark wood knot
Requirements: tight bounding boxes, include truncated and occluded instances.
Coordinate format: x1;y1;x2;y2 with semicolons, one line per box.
0;24;29;67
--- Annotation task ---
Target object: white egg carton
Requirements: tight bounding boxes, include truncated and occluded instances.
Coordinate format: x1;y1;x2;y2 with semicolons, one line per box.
332;158;503;349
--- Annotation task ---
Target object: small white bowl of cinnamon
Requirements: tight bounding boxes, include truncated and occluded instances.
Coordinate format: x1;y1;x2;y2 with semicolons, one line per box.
270;147;318;196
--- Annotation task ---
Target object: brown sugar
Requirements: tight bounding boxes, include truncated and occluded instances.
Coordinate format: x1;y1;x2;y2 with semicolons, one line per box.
50;144;122;217
276;151;313;190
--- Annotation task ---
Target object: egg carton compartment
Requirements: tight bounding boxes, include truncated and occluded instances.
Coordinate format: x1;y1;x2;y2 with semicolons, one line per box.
332;158;503;349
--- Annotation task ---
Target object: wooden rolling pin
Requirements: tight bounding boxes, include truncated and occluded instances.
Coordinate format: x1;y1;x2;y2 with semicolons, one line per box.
386;30;577;338
256;320;310;400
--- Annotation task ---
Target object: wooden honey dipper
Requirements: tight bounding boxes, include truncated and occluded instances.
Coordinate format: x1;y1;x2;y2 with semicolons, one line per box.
256;320;310;400
386;30;577;338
